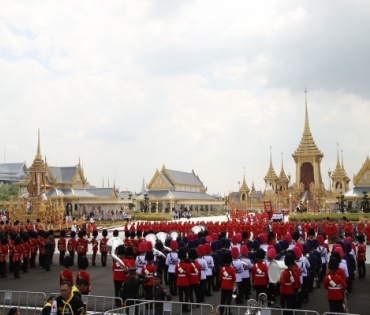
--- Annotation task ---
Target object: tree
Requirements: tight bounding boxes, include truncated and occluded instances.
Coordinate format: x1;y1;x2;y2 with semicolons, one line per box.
361;191;370;213
0;183;18;201
336;194;347;213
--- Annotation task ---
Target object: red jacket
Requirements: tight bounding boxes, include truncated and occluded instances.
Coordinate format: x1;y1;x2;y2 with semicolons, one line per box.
188;261;201;285
68;238;77;252
112;258;132;281
252;263;269;286
100;238;108;253
58;238;67;252
0;244;8;262
76;238;88;254
12;245;23;262
324;273;347;300
280;268;299;295
357;244;366;262
175;262;190;286
76;270;91;294
21;242;31;259
141;263;157;286
60;269;74;285
29;238;38;254
219;265;236;290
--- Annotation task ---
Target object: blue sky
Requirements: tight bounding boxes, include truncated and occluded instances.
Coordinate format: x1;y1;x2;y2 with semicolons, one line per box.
0;1;369;195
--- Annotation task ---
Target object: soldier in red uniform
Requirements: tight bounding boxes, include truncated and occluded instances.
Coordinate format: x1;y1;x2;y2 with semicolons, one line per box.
175;248;190;312
67;231;77;266
76;231;89;269
76;256;91;295
60;256;74;285
21;234;31;273
58;230;67;265
280;253;300;314
90;230;98;266
188;248;201;304
29;231;38;268
251;249;269;300
100;229;108;266
324;257;347;313
219;252;236;315
37;231;47;269
12;237;23;278
357;234;366;278
112;245;132;307
141;250;157;305
0;236;8;278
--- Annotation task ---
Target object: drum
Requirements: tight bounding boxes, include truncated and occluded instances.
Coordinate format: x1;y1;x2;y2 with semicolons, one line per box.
190;225;203;234
156;232;167;244
268;260;281;283
169;230;180;240
145;233;157;246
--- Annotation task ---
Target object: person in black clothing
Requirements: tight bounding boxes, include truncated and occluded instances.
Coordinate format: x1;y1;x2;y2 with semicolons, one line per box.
40;296;55;315
57;282;84;315
121;267;149;315
44;236;55;272
153;272;172;315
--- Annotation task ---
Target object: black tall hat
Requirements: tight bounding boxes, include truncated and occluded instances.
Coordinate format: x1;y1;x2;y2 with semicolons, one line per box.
145;250;154;261
80;256;89;269
188;248;197;260
328;257;339;271
102;229;108;237
125;246;135;257
63;256;73;268
255;248;266;260
116;245;125;256
284;253;295;266
223;252;232;264
178;248;187;260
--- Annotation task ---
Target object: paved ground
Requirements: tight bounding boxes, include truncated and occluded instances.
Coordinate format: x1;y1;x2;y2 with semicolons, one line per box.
0;253;368;315
1;215;369;315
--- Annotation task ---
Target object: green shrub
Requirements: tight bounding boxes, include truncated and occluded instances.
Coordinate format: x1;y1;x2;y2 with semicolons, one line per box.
289;212;370;222
131;213;172;221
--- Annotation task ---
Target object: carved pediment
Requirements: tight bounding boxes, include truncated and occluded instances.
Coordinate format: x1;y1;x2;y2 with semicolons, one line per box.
147;170;172;190
353;157;370;187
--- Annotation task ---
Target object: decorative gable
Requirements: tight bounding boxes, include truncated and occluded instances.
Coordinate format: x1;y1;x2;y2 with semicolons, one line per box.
147;169;173;190
353;157;370;187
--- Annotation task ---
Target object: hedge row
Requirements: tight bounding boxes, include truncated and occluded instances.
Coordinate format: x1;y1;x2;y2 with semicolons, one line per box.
131;213;172;221
289;213;370;222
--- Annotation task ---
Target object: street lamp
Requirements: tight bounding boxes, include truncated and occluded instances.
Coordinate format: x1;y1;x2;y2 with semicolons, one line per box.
289;193;292;213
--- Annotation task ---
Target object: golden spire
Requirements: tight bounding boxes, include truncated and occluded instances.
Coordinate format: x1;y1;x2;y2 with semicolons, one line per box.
292;89;323;157
279;152;289;182
240;167;250;192
331;144;350;182
264;146;278;181
28;129;48;173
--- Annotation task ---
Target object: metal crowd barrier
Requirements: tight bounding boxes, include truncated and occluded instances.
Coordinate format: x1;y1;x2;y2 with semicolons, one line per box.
322;312;361;315
104;301;153;315
123;299;214;315
0;290;46;315
49;293;123;313
215;304;320;315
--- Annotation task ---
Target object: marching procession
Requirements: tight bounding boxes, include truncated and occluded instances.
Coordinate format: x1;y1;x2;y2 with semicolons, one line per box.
0;213;368;315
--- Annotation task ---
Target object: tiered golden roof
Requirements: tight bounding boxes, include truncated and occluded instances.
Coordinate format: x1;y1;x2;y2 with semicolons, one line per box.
292;100;323;158
240;172;250;193
264;147;278;182
331;145;350;182
28;129;48;173
278;153;289;183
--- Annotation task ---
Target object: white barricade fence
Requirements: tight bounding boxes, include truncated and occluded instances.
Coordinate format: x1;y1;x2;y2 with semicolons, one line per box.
122;299;214;315
215;304;320;315
49;293;123;313
104;301;153;315
0;290;46;315
322;312;361;315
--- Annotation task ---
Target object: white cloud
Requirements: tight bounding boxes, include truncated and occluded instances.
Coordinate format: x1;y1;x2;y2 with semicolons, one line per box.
0;1;369;195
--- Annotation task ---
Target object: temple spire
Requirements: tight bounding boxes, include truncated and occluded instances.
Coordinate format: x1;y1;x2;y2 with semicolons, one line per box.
36;129;42;161
336;143;341;168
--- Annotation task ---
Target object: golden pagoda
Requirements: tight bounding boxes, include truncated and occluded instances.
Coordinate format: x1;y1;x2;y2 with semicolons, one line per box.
331;144;350;195
277;153;290;191
239;170;250;209
292;91;324;194
264;147;278;195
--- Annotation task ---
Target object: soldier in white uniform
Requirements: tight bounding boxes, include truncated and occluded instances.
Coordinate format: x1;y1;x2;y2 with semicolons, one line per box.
165;240;179;296
196;244;209;303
